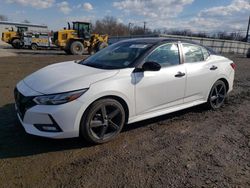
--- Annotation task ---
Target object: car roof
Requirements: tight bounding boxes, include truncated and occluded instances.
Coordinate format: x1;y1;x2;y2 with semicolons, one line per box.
120;37;217;54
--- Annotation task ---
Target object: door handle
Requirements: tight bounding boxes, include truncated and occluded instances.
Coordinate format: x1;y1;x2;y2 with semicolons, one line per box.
175;71;186;77
210;65;218;70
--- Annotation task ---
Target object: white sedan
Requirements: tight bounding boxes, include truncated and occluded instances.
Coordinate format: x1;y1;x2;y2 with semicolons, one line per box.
14;38;235;143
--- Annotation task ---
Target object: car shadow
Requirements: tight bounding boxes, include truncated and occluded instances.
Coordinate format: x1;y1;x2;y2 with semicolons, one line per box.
0;103;208;159
0;103;91;159
124;104;208;132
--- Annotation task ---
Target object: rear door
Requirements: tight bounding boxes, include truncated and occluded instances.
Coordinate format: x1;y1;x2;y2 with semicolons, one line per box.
134;43;186;115
182;43;219;103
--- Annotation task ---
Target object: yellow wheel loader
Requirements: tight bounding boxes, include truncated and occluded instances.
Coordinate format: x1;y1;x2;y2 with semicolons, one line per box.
1;26;27;49
53;22;108;55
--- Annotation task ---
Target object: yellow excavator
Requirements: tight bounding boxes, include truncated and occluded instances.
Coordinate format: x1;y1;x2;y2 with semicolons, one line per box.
53;21;108;55
1;26;27;49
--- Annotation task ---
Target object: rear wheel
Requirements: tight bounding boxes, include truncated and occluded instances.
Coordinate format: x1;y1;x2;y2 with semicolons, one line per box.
64;49;72;55
207;80;227;109
31;43;38;50
81;99;126;144
70;41;84;55
12;39;23;49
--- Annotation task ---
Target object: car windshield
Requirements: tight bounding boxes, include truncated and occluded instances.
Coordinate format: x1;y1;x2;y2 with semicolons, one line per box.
80;41;152;69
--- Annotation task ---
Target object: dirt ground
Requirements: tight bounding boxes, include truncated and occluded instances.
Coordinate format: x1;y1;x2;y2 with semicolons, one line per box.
0;52;249;188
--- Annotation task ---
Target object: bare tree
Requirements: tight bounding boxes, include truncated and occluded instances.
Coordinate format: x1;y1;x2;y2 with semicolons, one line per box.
22;19;30;23
93;16;129;36
0;14;8;21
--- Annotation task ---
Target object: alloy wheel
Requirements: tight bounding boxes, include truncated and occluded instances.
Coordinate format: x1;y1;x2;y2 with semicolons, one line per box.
82;99;126;143
209;81;226;109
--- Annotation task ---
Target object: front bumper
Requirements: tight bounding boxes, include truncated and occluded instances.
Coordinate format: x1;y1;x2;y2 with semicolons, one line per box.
15;82;85;139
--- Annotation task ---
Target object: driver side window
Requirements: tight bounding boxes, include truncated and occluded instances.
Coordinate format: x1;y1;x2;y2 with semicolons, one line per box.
145;43;180;67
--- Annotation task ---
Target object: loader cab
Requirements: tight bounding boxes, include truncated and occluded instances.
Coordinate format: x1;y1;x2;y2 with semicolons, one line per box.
16;26;28;34
72;21;91;40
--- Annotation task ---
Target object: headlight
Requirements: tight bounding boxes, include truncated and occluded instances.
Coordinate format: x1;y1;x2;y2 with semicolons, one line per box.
33;89;87;105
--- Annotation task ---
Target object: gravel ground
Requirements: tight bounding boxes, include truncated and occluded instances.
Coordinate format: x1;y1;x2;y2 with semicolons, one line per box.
0;53;249;188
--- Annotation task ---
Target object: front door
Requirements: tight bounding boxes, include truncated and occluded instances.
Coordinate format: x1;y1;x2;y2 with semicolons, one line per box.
134;43;186;115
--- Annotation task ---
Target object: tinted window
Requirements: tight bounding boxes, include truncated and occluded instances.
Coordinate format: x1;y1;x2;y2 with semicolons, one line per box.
145;43;180;67
202;47;210;60
80;42;151;69
183;44;204;63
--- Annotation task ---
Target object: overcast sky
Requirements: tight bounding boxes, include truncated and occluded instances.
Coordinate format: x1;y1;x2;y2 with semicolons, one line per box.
0;0;249;34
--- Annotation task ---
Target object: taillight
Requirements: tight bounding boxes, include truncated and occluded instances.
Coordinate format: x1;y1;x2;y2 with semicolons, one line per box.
230;63;236;70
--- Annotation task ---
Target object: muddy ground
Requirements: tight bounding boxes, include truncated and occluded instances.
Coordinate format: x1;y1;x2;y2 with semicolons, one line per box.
0;52;249;188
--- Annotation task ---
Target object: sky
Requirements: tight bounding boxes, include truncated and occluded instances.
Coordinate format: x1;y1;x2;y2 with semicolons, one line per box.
0;0;249;34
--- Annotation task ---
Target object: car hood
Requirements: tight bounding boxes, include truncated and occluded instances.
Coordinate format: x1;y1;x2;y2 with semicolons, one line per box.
23;61;119;94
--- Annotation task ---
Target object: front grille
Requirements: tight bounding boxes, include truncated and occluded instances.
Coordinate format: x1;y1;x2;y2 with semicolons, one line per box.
14;88;36;120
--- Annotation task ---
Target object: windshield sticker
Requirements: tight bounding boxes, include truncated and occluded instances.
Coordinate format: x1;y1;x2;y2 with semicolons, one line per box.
129;44;148;49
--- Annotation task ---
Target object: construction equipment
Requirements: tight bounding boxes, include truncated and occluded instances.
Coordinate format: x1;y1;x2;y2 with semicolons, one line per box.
52;21;108;55
1;26;27;49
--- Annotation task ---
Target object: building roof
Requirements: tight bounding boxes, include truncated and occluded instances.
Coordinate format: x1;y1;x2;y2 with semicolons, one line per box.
0;21;47;28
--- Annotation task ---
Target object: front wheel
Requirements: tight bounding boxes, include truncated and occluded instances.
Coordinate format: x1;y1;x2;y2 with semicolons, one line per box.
81;99;126;144
207;80;227;109
31;43;38;50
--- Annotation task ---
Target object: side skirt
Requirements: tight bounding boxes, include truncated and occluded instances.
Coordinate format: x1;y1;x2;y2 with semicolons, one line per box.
128;100;206;124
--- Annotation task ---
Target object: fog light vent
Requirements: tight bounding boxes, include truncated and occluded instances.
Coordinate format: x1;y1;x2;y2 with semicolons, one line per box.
34;115;62;132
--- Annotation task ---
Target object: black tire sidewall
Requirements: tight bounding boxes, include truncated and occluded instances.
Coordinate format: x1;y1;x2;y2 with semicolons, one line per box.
80;99;126;144
70;41;84;55
31;43;38;50
12;39;22;49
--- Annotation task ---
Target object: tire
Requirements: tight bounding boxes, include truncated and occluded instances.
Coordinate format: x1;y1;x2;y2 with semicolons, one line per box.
70;41;84;55
206;80;227;109
247;48;250;58
97;42;108;52
80;98;126;144
88;48;95;55
64;49;72;55
12;39;23;49
31;43;38;50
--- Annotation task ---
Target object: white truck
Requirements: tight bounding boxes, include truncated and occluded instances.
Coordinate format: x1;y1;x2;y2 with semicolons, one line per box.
22;32;56;50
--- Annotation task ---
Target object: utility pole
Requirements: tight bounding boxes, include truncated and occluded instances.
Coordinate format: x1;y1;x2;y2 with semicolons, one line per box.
128;22;132;35
143;22;147;35
246;16;250;42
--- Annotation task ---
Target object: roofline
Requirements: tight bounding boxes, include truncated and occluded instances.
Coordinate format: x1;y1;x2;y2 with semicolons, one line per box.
0;21;48;28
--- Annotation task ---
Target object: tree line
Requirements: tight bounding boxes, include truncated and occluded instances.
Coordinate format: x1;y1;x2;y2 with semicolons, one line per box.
92;16;246;42
0;14;247;42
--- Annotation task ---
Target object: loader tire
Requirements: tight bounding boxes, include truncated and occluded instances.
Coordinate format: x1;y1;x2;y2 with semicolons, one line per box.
12;39;23;49
70;41;84;55
64;49;72;55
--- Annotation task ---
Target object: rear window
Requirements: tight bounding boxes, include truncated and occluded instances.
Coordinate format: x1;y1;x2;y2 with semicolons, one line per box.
183;44;204;63
202;47;210;60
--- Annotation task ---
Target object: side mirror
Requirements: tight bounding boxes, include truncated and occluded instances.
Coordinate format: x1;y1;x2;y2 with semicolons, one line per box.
142;61;161;71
